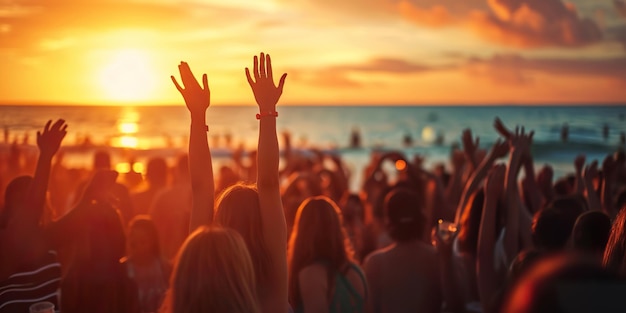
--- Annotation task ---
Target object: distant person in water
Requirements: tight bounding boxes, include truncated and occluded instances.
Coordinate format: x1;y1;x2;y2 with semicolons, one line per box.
351;127;362;149
561;123;569;142
603;123;610;141
620;132;625;145
403;133;413;147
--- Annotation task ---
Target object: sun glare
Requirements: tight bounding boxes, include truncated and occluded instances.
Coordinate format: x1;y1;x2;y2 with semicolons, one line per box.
99;49;157;102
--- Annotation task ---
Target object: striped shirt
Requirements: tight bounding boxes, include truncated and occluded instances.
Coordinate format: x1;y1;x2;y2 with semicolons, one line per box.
0;250;61;313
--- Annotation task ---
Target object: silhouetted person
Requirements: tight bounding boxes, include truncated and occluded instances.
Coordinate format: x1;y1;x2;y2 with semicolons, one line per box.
561;123;569;142
572;211;611;260
403;133;413;147
132;157;168;216
87;150;134;224
603;123;610;141
350;127;362;149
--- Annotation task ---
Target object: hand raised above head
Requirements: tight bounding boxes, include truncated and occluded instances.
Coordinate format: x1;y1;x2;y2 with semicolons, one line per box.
171;62;210;116
574;154;586;173
462;129;479;160
509;126;534;157
37;119;68;158
494;117;513;140
489;139;509;160
245;52;287;111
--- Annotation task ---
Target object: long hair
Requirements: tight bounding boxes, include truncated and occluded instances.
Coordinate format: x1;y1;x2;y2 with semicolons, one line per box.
214;183;271;292
603;207;626;275
288;196;354;309
162;226;260;313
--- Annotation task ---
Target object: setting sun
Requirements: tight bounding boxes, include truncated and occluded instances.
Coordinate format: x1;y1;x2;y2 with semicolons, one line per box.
98;49;157;103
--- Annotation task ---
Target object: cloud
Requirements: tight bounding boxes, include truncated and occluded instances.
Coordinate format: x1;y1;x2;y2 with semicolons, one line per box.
470;0;602;47
290;57;439;88
463;54;626;84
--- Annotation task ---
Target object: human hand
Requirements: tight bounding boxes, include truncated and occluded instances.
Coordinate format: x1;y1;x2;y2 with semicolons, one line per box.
602;155;617;181
494;117;513;140
37;119;68;158
509;126;534;158
171;62;210;117
462;129;479;161
245;52;287;111
451;149;465;171
488;139;509;160
574;154;586;174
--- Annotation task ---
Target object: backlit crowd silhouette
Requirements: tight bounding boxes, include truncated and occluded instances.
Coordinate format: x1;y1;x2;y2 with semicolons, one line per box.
2;53;626;313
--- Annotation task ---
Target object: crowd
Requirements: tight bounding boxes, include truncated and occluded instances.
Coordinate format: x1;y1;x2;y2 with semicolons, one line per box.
1;53;626;313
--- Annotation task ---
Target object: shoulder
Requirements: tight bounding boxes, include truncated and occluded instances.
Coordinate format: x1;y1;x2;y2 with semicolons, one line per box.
299;263;328;282
363;245;394;267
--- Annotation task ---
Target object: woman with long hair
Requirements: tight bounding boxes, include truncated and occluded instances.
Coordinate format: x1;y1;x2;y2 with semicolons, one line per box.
288;196;367;313
170;53;288;313
603;206;626;276
161;226;260;313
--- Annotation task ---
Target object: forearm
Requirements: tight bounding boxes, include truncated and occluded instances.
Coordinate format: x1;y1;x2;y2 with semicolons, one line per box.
23;154;54;226
601;178;614;215
504;153;522;259
188;114;215;231
455;156;493;222
477;198;497;311
258;116;280;187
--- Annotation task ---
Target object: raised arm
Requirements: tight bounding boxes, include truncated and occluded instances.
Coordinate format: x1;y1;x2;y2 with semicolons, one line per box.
171;62;213;232
245;52;289;313
19;120;67;229
477;164;505;312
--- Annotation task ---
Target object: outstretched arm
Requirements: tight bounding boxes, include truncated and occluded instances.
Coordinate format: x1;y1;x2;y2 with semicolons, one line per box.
477;164;506;313
19;120;67;229
246;52;288;313
171;62;214;232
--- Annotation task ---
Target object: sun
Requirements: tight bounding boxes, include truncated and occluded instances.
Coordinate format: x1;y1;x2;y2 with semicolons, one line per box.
99;49;157;102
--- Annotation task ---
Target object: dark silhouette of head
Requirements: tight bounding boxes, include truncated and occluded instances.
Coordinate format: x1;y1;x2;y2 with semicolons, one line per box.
146;157;168;187
532;196;586;251
572;211;611;256
127;215;161;261
0;175;32;228
93;150;112;170
384;188;425;243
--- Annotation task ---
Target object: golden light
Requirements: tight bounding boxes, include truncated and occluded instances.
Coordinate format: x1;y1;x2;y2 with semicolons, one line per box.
98;49;157;102
422;126;436;143
118;136;138;148
118;122;138;134
395;160;407;171
132;162;145;173
115;163;131;173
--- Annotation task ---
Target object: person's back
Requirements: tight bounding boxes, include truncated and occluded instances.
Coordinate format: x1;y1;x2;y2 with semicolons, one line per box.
364;188;442;313
364;241;441;313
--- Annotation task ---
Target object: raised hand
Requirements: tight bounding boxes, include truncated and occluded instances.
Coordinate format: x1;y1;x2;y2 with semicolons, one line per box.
494;117;513;140
245;52;287;111
509;126;534;157
462;129;479;161
583;161;599;186
37;119;67;158
488;139;509;160
171;62;210;116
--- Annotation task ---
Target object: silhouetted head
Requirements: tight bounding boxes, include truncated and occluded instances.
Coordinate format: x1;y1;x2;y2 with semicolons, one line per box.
214;183;271;288
384;188;425;243
604;207;626;276
146;157;168;186
93;150;111;170
572;211;611;256
339;193;366;225
508;249;546;286
164;226;260;313
457;189;485;258
0;175;32;228
127;215;161;262
504;253;624;313
287;196;353;308
533;196;585;251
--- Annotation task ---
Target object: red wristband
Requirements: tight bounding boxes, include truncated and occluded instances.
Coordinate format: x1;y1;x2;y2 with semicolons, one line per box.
256;111;278;120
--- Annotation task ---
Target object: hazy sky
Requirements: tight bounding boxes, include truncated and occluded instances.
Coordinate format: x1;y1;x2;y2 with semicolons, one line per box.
0;0;625;105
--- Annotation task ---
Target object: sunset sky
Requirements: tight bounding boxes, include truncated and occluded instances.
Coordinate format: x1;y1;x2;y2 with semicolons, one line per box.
0;0;625;105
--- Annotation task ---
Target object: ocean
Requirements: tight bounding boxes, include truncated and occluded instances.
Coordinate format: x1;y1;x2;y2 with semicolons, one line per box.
1;105;624;191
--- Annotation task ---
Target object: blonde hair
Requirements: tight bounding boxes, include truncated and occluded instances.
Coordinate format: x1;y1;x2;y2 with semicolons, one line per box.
161;226;260;313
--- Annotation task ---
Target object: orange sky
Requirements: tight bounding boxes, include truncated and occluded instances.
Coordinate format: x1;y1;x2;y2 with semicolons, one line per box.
0;0;625;105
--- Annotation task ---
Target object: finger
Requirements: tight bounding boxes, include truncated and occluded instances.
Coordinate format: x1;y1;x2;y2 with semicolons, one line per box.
277;73;287;93
245;68;255;86
260;52;266;78
61;124;68;132
180;62;198;87
51;119;65;131
266;54;273;81
253;55;260;80
44;120;52;133
171;76;184;93
529;131;535;140
202;74;209;92
37;131;41;141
